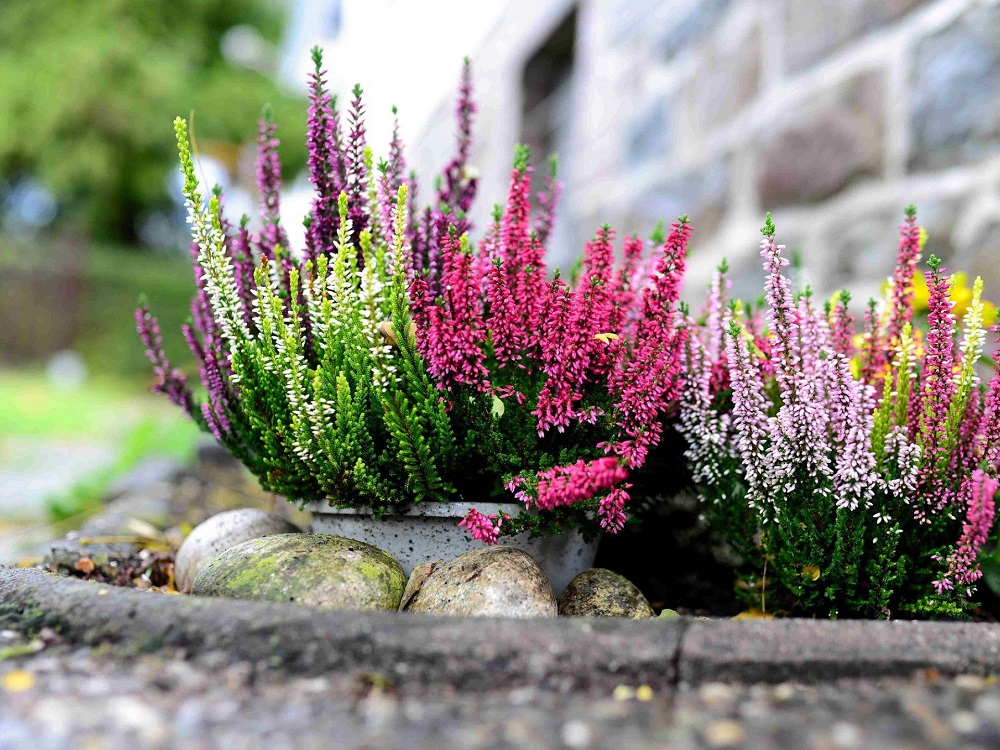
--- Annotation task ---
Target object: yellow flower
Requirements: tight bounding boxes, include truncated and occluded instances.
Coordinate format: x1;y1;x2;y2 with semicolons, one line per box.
911;269;997;327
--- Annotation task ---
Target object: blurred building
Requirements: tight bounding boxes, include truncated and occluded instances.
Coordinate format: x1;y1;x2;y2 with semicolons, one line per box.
406;0;1000;304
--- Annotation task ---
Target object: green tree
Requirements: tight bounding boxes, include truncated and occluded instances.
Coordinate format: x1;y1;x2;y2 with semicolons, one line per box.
0;0;306;243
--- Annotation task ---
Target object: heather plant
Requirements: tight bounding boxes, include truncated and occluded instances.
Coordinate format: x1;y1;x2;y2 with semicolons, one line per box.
678;208;1000;618
412;152;690;541
138;49;689;541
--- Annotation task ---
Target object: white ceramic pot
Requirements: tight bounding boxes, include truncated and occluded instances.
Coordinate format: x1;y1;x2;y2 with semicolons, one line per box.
306;501;600;595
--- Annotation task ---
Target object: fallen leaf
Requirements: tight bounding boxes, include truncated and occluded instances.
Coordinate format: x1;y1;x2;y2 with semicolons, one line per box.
594;332;620;344
0;642;43;661
75;557;95;575
126;519;163;540
732;610;774;620
635;684;654;701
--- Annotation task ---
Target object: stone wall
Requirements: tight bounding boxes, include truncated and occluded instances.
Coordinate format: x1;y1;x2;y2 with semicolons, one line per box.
410;0;1000;303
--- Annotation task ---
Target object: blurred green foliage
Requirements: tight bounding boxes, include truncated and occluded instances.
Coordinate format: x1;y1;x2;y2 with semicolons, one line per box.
0;0;306;242
79;244;197;378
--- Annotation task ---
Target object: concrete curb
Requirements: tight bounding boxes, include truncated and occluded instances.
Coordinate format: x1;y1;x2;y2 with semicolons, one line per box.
681;618;1000;683
0;568;683;692
3;568;1000;688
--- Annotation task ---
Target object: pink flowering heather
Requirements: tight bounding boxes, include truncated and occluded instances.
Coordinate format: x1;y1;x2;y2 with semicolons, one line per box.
678;209;1000;618
458;508;505;545
883;206;922;357
935;470;998;595
409;231;489;392
412;146;691;543
534;155;563;248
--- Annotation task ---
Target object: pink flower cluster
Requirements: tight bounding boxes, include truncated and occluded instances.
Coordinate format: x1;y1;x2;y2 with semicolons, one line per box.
532;458;629;511
458;508;506;545
935;470;998;594
410;152;691;543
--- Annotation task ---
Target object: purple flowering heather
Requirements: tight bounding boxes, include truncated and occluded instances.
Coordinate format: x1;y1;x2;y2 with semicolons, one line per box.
414;58;479;297
304;47;342;263
135;305;195;416
255;113;290;260
345;83;369;255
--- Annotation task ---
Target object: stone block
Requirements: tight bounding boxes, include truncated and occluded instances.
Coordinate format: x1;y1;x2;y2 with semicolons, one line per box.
680;618;1000;683
785;0;929;72
687;22;760;129
908;6;1000;171
759;73;885;208
657;0;732;61
633;156;730;247
819;200;960;296
626;94;673;167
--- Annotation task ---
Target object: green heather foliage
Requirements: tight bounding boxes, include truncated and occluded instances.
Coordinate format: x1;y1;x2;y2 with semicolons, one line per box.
175;118;450;514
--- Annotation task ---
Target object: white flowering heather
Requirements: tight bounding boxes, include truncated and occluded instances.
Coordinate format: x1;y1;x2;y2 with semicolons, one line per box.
678;210;1000;618
879;427;921;501
678;319;735;491
164;117;456;508
725;320;776;520
174;119;252;368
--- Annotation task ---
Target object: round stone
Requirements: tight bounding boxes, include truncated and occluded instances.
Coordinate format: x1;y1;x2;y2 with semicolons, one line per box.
557;568;654;618
191;534;405;611
175;509;301;593
402;546;557;618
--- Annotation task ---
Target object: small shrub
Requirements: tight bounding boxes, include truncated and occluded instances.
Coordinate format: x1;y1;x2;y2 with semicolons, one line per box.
679;209;1000;618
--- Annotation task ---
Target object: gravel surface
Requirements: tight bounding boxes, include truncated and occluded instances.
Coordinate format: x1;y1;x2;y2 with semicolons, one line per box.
2;631;1000;749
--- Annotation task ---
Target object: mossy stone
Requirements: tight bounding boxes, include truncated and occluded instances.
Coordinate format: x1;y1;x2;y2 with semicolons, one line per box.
175;509;301;593
558;568;654;618
191;534;405;611
402;547;557;618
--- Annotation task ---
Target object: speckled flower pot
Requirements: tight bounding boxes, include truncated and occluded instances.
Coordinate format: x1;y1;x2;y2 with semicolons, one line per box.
306;501;600;595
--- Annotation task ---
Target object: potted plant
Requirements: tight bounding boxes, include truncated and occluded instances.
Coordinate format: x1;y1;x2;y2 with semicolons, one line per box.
136;50;690;592
677;209;1000;618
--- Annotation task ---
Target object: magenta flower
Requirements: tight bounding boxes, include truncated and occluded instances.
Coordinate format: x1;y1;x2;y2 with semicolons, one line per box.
533;458;629;511
458;508;506;545
304;47;342;262
935;469;998;593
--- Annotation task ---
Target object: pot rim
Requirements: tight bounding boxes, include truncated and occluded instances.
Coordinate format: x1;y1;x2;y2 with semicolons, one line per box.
304;500;525;519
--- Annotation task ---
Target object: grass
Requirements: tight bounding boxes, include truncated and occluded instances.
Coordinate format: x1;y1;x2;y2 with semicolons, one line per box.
0;238;206;521
0;367;203;521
